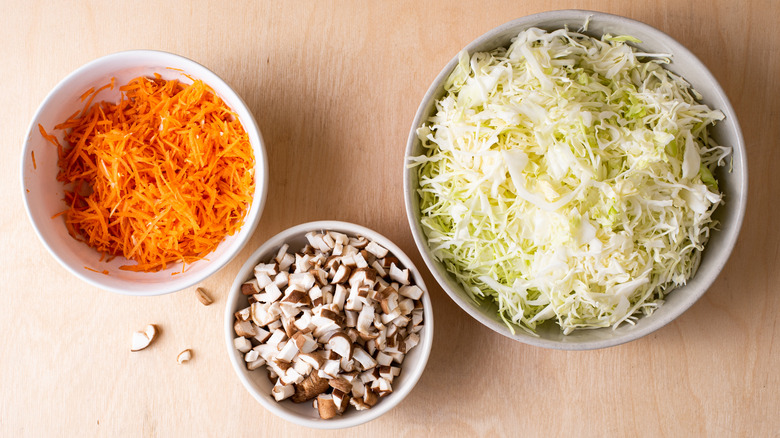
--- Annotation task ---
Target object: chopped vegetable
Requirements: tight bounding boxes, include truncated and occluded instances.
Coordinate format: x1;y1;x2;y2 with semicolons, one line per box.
411;28;731;334
40;74;255;272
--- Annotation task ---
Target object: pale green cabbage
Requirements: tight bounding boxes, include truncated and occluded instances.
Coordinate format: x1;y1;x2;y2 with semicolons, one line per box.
411;27;731;334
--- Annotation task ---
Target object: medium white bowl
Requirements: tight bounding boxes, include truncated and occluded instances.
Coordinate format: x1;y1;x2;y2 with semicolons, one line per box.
20;50;268;295
224;221;434;429
404;10;747;350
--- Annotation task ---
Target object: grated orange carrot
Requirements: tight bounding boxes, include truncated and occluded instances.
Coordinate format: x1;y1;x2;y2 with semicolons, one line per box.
31;150;36;169
40;74;255;272
84;266;110;275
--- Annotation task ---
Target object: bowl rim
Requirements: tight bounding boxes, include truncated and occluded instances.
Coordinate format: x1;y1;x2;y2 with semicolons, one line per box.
403;9;747;350
223;220;434;429
20;49;269;296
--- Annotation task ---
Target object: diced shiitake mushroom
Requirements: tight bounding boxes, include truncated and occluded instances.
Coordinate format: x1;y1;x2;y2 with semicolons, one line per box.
232;231;425;419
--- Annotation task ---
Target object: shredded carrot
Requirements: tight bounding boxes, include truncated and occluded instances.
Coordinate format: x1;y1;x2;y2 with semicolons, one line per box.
41;75;255;272
84;266;109;275
31;150;36;169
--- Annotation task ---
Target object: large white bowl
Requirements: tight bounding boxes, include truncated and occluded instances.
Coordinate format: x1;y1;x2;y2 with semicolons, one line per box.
404;10;747;350
20;50;268;295
224;221;434;429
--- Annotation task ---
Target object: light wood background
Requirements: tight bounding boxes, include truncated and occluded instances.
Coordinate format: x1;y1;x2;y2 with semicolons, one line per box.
1;1;778;436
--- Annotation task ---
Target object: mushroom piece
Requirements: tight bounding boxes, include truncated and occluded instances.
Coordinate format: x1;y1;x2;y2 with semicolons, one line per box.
280;367;304;385
257;282;283;303
291;331;318;354
388;263;410;285
348;268;376;289
370;377;393;397
251;302;280;327
195;287;213;306
365;241;389;259
352;347;377;370
244;349;260;363
351;378;366;398
329;231;349;246
363;389;379;407
344;310;358;328
348;236;369;249
292;309;313;332
266;329;287;349
405;333;420;352
130;324;157;352
370;260;387;278
349;397;371;411
375;351;393;367
234;337;252;353
234;320;258;338
399;284;423;300
241;279;261;296
247;358;266;371
255;273;273;290
294;254;312;273
332;264;351;284
327;332;352;359
292;356;313;376
397;298;415;316
379;290;400;314
235;307;251;322
319;359;341;378
276;339;299;363
278;253;295;272
289;272;316;291
356;305;375;335
332;389;351;413
281;290;310;307
298;351;326;370
254;263;278;277
353;252;369;269
329;376;353;394
316;394;340;419
274;243;290;263
292;372;330;403
333;284;347;310
272;382;295;402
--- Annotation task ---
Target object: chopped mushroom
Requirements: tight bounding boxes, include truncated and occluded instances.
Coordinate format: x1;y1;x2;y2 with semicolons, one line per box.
177;349;193;364
292;372;330;402
130;324;157;352
231;230;426;419
234;337;252;353
316;394;340;419
272;382;295;401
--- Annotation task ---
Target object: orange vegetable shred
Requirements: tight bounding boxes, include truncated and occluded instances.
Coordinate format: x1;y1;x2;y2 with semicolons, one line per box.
40;74;255;272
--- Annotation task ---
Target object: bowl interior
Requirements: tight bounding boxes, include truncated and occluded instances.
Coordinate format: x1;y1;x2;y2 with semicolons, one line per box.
225;221;433;429
405;10;747;349
21;51;268;295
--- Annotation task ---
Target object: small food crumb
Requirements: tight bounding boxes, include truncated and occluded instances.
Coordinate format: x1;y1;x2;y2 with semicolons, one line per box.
177;349;193;364
195;287;213;306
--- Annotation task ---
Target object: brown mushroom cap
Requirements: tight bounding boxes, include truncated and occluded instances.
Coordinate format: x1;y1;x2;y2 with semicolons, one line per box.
292;372;330;403
316;394;340;419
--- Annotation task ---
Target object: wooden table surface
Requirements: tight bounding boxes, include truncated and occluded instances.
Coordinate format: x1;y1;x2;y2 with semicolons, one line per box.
1;1;778;436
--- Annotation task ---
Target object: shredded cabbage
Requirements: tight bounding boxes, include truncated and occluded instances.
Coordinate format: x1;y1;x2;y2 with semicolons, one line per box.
411;27;731;334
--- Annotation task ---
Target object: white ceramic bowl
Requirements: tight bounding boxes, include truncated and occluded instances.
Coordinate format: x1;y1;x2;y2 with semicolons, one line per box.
20;50;268;295
224;221;434;429
404;10;747;350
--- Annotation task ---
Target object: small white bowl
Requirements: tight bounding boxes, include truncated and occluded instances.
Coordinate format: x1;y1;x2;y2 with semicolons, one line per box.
404;10;747;349
224;221;434;429
20;50;268;296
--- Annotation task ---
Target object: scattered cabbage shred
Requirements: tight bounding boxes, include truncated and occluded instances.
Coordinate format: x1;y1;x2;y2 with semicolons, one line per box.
411;28;731;334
